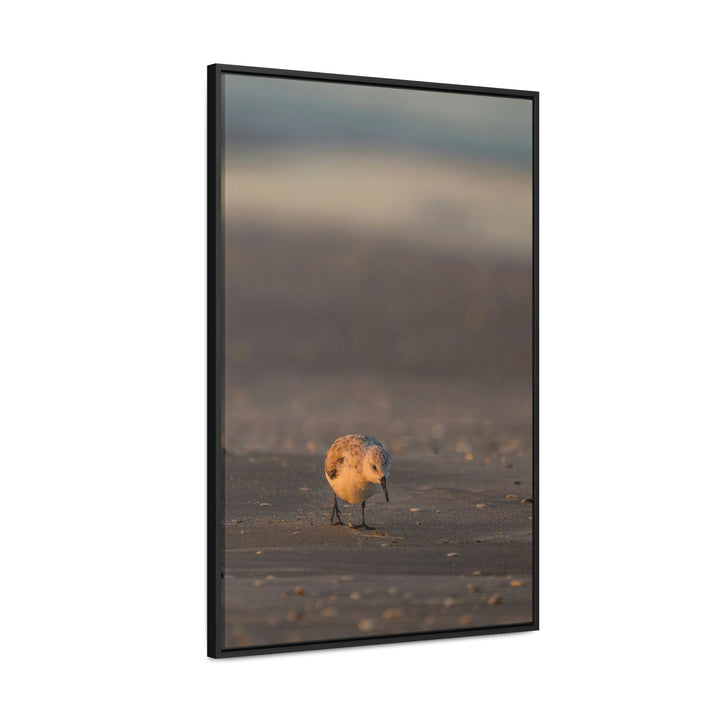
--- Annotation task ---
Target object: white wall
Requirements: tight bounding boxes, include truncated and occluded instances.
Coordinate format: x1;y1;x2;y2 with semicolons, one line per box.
2;2;718;718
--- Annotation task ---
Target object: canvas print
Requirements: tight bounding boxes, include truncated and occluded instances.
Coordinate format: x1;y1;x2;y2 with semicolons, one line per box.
208;65;538;657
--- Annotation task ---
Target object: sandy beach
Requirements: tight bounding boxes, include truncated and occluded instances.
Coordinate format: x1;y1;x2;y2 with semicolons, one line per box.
218;148;534;650
222;449;533;649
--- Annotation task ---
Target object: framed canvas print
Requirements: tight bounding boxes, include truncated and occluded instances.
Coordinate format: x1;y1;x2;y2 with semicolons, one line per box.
208;64;538;658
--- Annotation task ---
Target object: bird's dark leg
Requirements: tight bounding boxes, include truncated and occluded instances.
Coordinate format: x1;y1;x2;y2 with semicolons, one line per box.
350;501;374;530
330;493;344;525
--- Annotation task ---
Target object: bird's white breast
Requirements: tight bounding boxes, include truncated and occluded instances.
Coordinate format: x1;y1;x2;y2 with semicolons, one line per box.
326;466;378;505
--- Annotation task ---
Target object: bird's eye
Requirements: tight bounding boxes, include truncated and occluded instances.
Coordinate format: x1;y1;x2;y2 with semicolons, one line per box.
373;465;377;471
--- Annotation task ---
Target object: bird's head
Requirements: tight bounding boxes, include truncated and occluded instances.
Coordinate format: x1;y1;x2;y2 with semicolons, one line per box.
364;445;391;502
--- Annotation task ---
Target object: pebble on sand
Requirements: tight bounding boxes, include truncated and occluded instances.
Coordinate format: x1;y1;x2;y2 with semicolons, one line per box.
488;594;503;605
409;508;422;512
294;586;304;596
382;608;403;620
510;580;524;587
446;552;460;557
358;619;376;632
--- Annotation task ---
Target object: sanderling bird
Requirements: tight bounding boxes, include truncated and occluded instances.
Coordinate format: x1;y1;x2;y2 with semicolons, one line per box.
325;434;391;530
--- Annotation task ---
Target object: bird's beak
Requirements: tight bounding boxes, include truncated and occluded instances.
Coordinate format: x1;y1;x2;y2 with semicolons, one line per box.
380;476;389;502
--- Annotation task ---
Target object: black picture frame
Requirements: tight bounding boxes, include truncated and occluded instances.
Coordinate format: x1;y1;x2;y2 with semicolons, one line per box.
208;63;539;658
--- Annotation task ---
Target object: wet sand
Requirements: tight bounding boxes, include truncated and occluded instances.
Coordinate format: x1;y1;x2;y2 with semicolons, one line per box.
222;451;533;649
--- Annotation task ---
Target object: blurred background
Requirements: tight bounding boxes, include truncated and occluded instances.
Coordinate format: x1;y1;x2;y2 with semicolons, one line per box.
222;74;533;460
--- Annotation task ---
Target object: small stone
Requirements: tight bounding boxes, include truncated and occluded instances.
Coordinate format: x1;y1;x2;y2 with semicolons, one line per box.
488;594;503;605
294;586;304;596
465;453;474;461
349;592;361;600
443;598;455;607
321;607;338;618
306;441;318;452
459;614;473;626
506;494;517;499
358;618;376;632
476;504;485;509
466;583;477;591
259;502;272;507
510;580;524;587
409;508;422;512
521;498;533;504
265;575;275;579
253;580;262;587
255;551;262;555
382;608;403;620
446;552;460;557
286;610;301;622
299;487;309;492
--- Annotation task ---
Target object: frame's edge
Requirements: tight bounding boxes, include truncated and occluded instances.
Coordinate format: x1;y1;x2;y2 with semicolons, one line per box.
207;63;222;659
532;91;540;632
218;621;538;659
211;62;538;100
